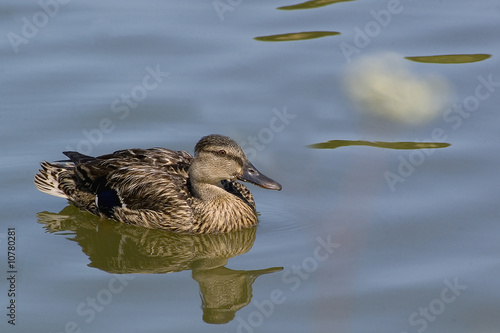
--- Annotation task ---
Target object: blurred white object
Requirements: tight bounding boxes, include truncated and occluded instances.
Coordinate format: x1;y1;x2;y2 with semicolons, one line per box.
344;53;452;124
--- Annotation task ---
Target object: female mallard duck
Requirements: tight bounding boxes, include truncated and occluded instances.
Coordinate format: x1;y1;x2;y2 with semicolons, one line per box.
34;134;281;233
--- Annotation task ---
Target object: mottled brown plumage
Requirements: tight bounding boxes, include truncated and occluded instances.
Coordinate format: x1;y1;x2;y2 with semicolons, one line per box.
34;135;281;233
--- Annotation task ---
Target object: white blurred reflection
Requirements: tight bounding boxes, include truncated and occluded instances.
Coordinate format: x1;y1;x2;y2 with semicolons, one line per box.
344;53;452;124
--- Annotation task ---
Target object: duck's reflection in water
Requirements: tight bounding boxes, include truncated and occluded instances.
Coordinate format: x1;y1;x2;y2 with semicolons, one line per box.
37;205;282;324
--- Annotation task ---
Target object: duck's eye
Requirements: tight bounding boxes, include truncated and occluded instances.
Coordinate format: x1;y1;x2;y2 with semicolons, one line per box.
218;149;226;156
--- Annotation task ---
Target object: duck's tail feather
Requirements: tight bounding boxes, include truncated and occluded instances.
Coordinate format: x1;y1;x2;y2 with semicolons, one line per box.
34;161;75;198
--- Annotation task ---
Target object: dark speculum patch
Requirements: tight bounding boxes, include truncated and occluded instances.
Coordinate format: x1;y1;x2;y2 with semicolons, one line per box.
97;189;121;217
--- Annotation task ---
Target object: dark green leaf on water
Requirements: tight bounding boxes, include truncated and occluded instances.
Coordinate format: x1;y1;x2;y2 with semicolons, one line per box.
278;0;355;10
254;31;340;42
405;54;491;64
307;140;451;150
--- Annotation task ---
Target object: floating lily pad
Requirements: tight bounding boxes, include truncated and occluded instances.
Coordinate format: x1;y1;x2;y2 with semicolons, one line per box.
255;31;340;42
278;0;355;10
307;140;451;150
405;54;491;64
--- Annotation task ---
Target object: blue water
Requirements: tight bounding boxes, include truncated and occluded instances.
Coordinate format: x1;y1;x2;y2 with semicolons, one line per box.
1;0;500;332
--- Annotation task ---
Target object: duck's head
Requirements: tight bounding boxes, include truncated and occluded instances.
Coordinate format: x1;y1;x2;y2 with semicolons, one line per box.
189;134;282;191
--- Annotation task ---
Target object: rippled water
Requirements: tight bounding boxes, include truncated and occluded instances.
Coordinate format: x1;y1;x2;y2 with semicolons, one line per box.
1;0;500;332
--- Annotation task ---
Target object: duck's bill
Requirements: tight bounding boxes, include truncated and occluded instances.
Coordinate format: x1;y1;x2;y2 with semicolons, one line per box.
238;161;282;191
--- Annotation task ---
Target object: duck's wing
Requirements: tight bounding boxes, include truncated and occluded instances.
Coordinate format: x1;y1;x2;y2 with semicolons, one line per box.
64;148;194;214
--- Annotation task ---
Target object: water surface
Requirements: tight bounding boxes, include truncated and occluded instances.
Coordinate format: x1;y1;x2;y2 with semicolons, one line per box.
1;0;500;332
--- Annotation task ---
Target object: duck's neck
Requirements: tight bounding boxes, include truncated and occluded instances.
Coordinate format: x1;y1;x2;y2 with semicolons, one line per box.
188;179;257;232
190;181;227;202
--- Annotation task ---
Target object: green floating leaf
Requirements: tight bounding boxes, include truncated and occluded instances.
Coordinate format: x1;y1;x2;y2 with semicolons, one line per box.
405;54;491;64
254;31;340;42
307;140;451;150
278;0;355;10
